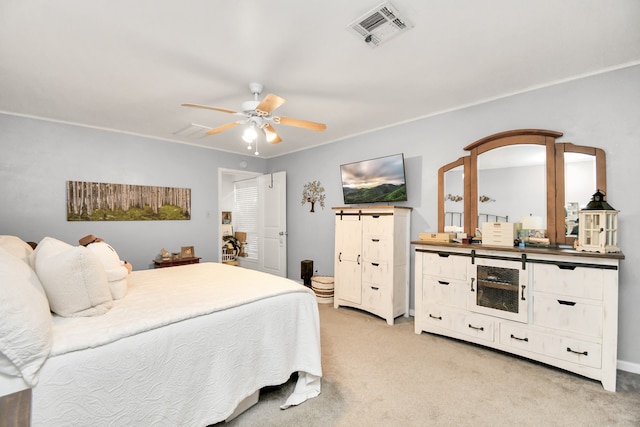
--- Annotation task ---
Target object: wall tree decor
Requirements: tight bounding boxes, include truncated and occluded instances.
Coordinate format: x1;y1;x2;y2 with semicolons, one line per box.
301;180;326;212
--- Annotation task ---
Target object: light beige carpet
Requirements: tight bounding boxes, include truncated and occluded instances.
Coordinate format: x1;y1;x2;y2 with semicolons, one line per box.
224;303;640;426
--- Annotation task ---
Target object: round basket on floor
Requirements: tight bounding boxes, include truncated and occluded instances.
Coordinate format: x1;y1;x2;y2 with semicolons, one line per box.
311;275;334;304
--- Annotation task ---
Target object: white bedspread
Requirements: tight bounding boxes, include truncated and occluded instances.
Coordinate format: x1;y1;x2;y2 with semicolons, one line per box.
32;263;322;426
50;262;310;356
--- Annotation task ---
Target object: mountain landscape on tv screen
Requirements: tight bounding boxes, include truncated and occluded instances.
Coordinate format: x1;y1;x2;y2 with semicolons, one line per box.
342;183;407;204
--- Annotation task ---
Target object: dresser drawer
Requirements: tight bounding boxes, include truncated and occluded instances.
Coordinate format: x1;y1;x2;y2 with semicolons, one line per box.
421;304;455;330
362;236;392;261
555;335;602;368
363;214;394;236
499;323;545;353
422;276;467;309
362;260;389;285
362;283;385;311
422;252;468;280
533;292;603;338
533;263;603;300
451;312;495;343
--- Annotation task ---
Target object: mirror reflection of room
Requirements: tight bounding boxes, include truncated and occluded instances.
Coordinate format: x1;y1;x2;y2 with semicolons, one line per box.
477;144;547;230
564;152;596;236
444;165;464;232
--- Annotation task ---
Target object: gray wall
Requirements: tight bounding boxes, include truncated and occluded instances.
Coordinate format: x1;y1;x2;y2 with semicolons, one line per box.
1;65;638;369
0;115;267;269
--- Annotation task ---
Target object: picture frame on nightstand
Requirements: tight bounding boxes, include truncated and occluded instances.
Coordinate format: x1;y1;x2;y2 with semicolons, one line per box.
181;246;195;258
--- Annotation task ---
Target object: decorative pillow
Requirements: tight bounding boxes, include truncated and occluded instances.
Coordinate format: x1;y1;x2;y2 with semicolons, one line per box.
34;237;113;317
0;235;34;266
86;241;129;299
0;247;52;386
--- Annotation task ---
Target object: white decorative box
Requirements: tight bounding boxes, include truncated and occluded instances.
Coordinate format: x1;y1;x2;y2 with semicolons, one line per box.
481;222;518;247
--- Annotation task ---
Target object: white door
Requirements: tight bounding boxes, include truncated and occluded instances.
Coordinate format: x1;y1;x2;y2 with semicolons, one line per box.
258;171;287;277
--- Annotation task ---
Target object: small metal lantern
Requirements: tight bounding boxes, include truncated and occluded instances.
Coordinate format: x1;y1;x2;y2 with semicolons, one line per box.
576;190;620;253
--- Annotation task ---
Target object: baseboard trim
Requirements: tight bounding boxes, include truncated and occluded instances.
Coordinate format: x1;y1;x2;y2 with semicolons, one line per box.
617;360;640;375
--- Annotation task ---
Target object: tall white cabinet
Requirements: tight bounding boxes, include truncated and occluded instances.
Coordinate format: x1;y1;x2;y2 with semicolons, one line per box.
333;206;411;325
414;242;624;391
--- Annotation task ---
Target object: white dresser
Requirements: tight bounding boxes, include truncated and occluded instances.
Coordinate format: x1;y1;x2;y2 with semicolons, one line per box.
414;242;624;391
333;206;411;325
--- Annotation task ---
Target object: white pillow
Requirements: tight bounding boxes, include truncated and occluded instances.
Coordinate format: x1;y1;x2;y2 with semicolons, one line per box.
85;241;129;299
34;237;113;317
0;235;34;266
0;247;52;386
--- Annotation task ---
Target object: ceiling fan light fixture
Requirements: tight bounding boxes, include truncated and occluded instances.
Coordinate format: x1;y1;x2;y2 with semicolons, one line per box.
265;130;278;143
242;124;258;143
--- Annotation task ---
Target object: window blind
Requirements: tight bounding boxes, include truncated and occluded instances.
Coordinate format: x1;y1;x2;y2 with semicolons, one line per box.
233;178;258;260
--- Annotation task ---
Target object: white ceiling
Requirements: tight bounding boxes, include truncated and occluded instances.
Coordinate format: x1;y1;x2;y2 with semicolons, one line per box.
1;1;639;158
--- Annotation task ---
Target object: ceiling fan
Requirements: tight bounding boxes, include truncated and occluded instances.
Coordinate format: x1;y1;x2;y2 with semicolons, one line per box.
182;82;326;145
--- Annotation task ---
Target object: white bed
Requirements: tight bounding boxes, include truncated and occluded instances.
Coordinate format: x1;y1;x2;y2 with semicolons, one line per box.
0;236;322;426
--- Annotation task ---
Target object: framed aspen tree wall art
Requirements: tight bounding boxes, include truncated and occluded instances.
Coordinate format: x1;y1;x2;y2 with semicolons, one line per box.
66;181;191;221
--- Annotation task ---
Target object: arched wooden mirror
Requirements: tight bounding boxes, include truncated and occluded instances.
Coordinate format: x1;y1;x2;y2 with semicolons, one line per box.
465;129;559;242
437;129;606;246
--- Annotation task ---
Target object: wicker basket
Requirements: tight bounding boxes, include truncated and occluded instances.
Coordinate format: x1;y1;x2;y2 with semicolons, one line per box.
311;276;334;304
221;253;235;262
221;245;237;263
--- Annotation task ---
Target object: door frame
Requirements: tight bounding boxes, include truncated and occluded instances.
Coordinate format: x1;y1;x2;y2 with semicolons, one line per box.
217;168;287;277
217;168;261;266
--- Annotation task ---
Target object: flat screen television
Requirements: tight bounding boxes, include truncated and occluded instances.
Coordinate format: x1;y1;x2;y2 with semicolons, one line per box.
340;153;407;204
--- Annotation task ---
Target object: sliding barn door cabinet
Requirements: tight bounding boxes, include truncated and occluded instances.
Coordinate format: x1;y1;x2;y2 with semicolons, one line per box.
333;206;411;325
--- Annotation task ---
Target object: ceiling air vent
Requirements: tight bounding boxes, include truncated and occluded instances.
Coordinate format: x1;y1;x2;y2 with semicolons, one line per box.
173;123;211;139
347;2;413;47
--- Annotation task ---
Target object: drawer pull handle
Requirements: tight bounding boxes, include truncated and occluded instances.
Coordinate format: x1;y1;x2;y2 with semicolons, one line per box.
468;324;484;331
558;264;577;270
557;300;576;306
438;280;450;285
371;262;380;267
371;286;379;291
338;252;342;262
429;314;442;320
567;347;588;356
510;334;529;342
438;253;450;258
357;254;360;265
372;215;380;219
371;238;380;242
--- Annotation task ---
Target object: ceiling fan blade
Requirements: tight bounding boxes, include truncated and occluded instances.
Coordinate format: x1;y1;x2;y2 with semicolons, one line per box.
263;124;282;144
182;103;237;114
205;122;239;135
276;116;326;131
255;94;286;116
